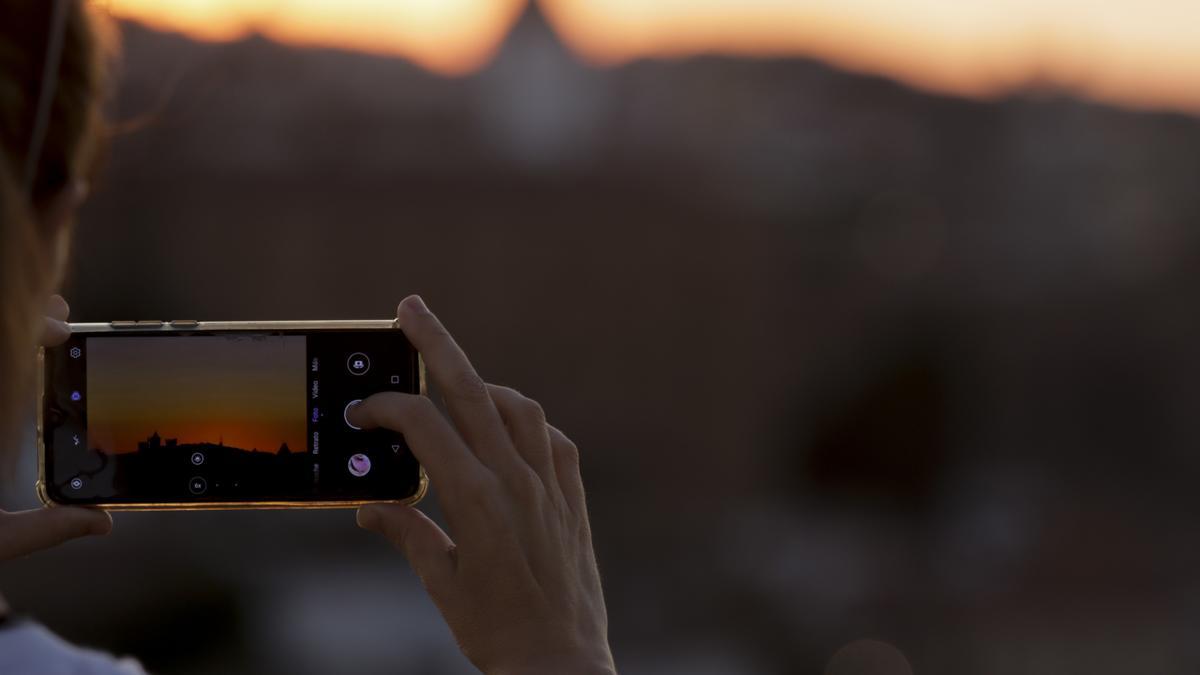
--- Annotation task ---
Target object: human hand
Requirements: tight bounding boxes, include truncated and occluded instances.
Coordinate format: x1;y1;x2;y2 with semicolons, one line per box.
348;296;615;675
0;295;111;561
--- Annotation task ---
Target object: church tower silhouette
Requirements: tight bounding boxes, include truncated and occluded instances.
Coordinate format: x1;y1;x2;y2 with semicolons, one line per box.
478;0;608;168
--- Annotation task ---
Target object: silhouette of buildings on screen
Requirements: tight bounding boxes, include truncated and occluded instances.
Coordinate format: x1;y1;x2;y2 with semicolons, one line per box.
96;431;414;499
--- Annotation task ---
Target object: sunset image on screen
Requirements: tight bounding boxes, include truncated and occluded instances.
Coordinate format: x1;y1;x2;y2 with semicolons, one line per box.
86;335;306;455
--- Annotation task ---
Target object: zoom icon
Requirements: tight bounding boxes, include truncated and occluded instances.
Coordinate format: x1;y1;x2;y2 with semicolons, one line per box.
188;476;207;495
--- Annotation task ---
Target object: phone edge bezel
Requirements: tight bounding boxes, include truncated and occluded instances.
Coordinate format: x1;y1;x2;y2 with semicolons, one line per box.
36;319;428;511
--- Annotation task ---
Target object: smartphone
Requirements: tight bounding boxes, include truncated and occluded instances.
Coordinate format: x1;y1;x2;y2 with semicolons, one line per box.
38;320;427;510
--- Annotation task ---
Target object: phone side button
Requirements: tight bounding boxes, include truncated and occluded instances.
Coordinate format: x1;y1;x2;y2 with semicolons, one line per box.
170;320;199;329
135;320;163;328
110;321;137;328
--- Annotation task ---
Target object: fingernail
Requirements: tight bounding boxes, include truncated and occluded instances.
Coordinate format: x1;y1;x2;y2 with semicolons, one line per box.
405;295;428;314
356;506;379;530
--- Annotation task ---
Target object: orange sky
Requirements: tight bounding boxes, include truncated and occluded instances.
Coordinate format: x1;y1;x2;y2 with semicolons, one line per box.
100;0;1200;114
87;335;306;454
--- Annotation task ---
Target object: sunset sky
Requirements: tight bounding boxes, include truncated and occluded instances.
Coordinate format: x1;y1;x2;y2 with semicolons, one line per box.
100;0;1200;113
86;335;306;454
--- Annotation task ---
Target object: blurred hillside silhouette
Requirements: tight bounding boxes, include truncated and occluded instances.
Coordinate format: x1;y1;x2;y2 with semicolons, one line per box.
6;4;1200;674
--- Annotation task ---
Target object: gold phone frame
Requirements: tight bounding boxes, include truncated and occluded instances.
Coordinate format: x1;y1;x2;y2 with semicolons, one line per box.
36;319;428;511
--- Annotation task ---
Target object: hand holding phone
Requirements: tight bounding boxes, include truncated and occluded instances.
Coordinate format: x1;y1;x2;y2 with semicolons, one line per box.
40;314;426;509
1;296;110;562
351;297;615;675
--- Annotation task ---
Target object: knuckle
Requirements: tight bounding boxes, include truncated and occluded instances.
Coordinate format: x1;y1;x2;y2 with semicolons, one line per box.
394;395;431;426
447;369;490;403
509;466;542;495
409;394;439;419
497;467;545;511
519;397;546;426
554;437;581;465
488;384;519;402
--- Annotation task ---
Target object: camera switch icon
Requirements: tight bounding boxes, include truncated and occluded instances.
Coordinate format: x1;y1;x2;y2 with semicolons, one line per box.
346;352;370;375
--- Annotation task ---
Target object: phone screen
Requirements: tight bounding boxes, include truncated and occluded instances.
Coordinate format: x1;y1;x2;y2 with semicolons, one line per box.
41;326;422;507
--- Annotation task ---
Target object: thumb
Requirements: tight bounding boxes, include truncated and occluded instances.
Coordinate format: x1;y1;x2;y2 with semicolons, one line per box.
0;507;112;560
358;504;456;587
41;316;70;347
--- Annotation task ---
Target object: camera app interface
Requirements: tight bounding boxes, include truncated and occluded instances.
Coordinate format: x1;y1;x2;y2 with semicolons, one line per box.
46;331;420;504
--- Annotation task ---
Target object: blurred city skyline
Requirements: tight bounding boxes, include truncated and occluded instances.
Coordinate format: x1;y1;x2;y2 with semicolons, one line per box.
102;0;1200;114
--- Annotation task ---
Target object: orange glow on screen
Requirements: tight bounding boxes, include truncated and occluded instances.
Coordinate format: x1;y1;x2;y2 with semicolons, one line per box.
101;0;1200;112
86;336;306;455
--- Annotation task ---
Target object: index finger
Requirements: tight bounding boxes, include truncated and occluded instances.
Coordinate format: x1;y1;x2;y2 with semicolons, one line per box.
394;296;514;469
347;392;484;499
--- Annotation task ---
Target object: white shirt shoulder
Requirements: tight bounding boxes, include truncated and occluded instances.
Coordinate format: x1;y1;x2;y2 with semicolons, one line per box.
0;621;146;675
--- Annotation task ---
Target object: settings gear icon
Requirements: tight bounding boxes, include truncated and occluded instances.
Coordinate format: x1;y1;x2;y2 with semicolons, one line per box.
69;347;82;359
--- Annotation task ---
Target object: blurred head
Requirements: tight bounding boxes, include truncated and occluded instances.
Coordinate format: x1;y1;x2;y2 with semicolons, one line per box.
0;0;115;446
